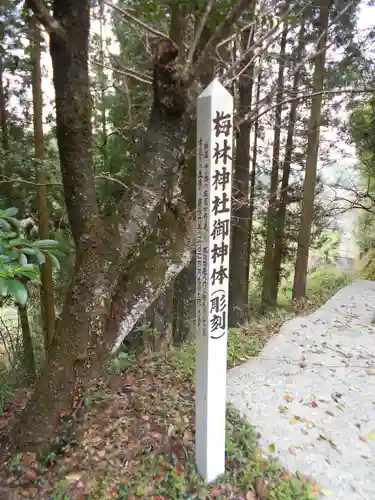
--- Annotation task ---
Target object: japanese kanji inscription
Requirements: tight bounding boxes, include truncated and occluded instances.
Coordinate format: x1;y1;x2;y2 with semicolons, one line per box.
195;79;233;483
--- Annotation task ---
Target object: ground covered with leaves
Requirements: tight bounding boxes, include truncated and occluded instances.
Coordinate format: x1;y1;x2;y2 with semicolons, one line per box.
0;303;327;499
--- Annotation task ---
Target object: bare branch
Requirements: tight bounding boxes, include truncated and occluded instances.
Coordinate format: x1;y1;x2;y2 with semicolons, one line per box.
104;0;168;40
95;174;130;190
0;175;62;187
237;87;375;127
222;0;315;83
190;0;253;81
91;59;152;85
183;0;215;78
0;174;132;191
216;18;256;49
26;0;68;41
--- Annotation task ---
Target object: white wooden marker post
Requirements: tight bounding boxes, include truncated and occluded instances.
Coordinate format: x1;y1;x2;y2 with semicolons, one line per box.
195;78;233;482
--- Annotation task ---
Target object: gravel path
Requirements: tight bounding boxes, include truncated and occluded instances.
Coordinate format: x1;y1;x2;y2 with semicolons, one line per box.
227;280;375;499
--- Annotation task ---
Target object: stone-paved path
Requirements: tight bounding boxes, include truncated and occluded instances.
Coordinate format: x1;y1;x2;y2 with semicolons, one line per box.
227;281;375;499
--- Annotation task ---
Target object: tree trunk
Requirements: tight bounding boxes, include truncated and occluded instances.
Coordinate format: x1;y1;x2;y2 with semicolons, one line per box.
50;1;99;246
272;21;305;299
30;16;56;351
7;1;190;453
261;22;288;309
18;305;36;384
172;23;213;344
0;57;9;155
0;55;14;205
144;1;189;346
172;126;197;343
6;0;251;455
98;0;108;168
228;4;256;327
293;0;330;300
247;71;261;279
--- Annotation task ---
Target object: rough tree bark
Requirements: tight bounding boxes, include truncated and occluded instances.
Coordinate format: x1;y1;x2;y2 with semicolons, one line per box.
0;54;15;205
4;0;251;454
293;0;330;300
0;56;9;157
272;21;305;298
261;22;288;309
145;0;189;346
98;0;108;168
247;71;261;279
30;16;56;351
228;3;256;326
172;23;213;344
18;305;36;384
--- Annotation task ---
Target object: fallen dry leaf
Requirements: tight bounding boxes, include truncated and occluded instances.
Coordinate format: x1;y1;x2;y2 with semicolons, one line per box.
255;477;268;499
246;492;257;499
320;489;334;496
290;416;300;425
280;472;292;481
22;469;38;483
65;473;83;483
325;410;335;417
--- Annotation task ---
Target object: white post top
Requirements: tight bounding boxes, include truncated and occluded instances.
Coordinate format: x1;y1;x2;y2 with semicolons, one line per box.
198;78;233;100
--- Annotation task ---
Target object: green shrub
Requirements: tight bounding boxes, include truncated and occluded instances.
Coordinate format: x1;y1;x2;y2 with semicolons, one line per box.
306;266;350;297
358;250;375;280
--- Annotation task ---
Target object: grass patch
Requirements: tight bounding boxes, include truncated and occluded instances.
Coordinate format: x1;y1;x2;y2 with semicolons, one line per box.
306;266;351;297
278;265;351;306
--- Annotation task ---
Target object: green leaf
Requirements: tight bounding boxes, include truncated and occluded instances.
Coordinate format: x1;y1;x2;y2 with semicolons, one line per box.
2;231;18;239
8;250;20;261
34;248;46;265
48;253;60;270
0;219;11;231
19;253;28;266
21;263;37;270
6;279;27;306
1;207;18;217
0;279;8;297
22;248;36;256
9;238;28;246
33;239;59;249
18;268;39;280
4;217;22;230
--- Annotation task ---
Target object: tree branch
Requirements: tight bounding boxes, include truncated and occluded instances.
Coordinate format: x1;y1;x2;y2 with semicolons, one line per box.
189;0;253;81
111;244;193;353
237;87;375;127
104;0;168;39
91;59;152;85
26;0;68;41
109;211;195;353
183;0;215;78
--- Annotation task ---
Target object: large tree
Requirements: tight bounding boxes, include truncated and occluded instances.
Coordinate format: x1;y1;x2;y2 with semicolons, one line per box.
293;0;330;299
4;0;252;453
